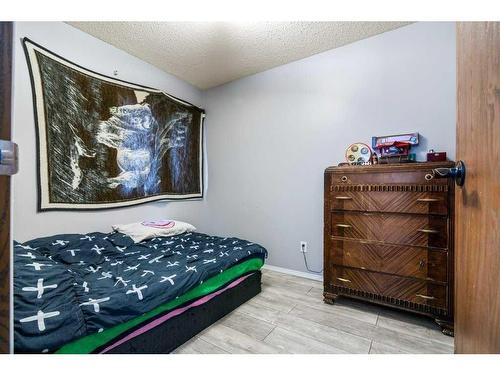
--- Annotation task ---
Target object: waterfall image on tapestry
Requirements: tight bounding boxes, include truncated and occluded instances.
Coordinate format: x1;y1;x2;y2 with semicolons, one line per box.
94;102;190;196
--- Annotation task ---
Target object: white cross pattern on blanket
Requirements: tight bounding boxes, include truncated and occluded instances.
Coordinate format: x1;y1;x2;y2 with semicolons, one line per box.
203;258;216;265
114;277;131;287
124;264;140;272
79;297;110;313
159;274;177;285
185;265;197;273
22;278;57;299
25;262;51;271
125;251;140;256
166;261;179;268
148;255;164;264
141;270;155;277
137;254;151;260
15;244;38;250
81;281;90;292
17;252;36;259
87;266;101;273
66;249;81;256
126;284;147;300
74;281;90;293
91;244;105;255
19;310;60;332
80;235;96;241
52;240;69;246
97;271;113;280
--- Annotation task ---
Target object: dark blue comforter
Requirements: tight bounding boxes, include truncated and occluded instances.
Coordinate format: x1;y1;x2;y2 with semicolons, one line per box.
13;231;267;353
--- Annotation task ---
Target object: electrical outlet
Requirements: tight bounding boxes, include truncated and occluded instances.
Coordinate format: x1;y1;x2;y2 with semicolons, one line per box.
300;241;308;253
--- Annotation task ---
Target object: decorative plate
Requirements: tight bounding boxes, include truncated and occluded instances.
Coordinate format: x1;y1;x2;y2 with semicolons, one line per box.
345;142;372;164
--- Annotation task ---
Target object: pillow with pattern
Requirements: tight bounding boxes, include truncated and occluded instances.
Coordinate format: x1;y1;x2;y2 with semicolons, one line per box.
112;220;196;243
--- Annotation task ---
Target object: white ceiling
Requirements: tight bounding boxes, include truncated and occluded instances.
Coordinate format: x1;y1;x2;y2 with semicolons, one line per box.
68;22;411;90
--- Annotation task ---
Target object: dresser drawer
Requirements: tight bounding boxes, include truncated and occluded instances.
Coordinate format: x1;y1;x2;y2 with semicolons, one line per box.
329;239;448;282
330;267;447;309
329;167;451;187
330;191;449;215
330;212;448;248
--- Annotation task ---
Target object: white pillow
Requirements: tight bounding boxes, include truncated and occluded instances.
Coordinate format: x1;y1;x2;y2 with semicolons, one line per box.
112;220;196;243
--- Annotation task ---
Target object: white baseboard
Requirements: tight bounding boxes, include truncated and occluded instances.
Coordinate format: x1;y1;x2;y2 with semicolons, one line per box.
262;264;323;282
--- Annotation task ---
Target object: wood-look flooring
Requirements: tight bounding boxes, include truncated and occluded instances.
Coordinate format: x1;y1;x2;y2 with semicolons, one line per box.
173;269;454;354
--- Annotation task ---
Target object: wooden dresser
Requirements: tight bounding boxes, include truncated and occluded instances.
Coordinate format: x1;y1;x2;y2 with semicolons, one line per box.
323;162;455;335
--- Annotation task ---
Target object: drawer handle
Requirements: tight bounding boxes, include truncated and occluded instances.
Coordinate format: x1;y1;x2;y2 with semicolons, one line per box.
335;196;353;200
416;198;440;203
416;294;435;300
417;228;440;234
336;224;352;228
336;277;351;283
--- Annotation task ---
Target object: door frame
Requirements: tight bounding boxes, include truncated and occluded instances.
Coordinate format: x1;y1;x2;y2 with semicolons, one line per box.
0;21;13;354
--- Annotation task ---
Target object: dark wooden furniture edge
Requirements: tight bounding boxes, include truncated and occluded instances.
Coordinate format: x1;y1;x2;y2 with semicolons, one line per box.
0;21;13;354
325;161;455;174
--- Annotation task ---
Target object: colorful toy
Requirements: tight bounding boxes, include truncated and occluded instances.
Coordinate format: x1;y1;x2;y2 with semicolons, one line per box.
372;132;419;163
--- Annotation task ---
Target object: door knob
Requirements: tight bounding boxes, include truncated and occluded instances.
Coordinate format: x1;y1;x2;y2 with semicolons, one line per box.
0;140;18;176
431;160;466;187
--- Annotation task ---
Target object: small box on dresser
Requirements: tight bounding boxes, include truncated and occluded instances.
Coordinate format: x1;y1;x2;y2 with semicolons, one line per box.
323;162;455;336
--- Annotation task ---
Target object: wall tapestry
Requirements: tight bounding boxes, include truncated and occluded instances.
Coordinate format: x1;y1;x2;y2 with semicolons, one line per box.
23;38;204;211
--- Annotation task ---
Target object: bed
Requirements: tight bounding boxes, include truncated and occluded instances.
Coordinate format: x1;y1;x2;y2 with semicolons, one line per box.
13;231;267;353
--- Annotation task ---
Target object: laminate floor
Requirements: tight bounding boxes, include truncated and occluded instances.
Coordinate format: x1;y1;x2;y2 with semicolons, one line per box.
173;268;454;354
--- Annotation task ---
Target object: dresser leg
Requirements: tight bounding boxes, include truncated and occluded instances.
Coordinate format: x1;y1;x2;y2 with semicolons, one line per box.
435;318;454;337
323;292;338;305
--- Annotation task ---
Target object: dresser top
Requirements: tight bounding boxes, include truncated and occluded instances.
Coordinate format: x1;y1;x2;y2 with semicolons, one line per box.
325;161;455;174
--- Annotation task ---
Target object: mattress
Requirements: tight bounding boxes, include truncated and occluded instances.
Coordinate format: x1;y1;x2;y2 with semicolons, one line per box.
14;231;267;353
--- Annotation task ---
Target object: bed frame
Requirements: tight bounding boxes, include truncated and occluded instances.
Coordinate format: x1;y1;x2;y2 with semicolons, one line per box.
96;271;262;354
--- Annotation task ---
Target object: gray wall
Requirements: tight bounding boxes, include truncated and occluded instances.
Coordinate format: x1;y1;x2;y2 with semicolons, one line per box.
201;22;456;274
12;22;206;241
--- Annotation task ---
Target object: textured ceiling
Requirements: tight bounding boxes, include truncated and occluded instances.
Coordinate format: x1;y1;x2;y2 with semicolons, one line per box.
68;22;411;90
